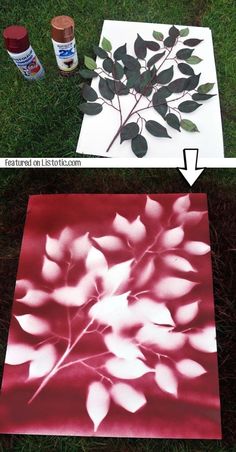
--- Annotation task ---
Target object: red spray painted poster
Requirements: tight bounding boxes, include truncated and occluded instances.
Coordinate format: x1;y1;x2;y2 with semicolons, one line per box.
0;194;221;438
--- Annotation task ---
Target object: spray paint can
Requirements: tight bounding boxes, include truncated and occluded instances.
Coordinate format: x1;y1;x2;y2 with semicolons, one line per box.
3;25;45;80
51;15;78;75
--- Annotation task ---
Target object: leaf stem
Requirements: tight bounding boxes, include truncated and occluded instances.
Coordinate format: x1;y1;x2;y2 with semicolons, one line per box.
28;318;95;404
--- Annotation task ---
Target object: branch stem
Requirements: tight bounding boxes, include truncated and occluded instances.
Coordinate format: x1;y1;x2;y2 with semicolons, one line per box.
28;318;95;404
105;45;174;153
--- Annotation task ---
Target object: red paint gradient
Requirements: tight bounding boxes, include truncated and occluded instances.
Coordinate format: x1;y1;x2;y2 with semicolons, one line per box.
0;194;221;438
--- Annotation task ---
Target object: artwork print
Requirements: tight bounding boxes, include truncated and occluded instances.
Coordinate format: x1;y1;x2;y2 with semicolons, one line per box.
0;194;221;438
77;20;224;158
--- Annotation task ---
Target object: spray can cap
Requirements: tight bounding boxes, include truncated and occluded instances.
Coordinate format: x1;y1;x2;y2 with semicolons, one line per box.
51;16;75;43
3;25;30;53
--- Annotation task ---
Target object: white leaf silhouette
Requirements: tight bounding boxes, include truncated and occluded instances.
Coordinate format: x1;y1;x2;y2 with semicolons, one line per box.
42;256;61;282
53;284;92;307
176;359;206;378
128;216;146;244
161;226;184;248
135;258;155;288
177;211;205;225
184;241;210;255
173;195;190;214
144;196;163;219
15;279;33;294
189;326;217;353
104;333;145;360
155;277;196;299
113;213;130;235
111;383;146;413
155;363;178;396
102;259;133;295
93;235;124;252
163;254;196;273
176;301;199;324
86;381;110;432
137;324;185;350
89;292;130;327
15;314;50;336
29;344;57;379
45;235;65;262
86;246;108;276
59;227;74;246
132;298;175;326
17;289;49;307
5;343;35;365
70;233;90;260
106;357;151;379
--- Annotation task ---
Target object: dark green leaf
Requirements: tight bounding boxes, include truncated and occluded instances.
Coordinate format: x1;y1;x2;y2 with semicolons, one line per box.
147;51;165;68
197;82;215;94
82;84;98;102
153;31;164;41
178;100;202;112
179;28;189;37
131;134;148;158
180;118;199;132
168;77;188;93
186;56;202;65
93;45;108;59
176;48;193;60
185;73;201;91
165;113;180;131
156;65;174;84
145;40;160;51
79;103;103;115
178;63;194;76
153;91;168;117
140;70;152;88
113;43;127;60
164;35;176;48
107;79;129;95
101;37;112;52
84;56;97;70
79;69;98;79
103;58;113;73
169;25;180;39
155;102;168;118
126;70;140;89
135;70;153;96
146;120;171;138
157;86;172;98
192;93;216;101
99;78;114;100
134;34;147;59
120;122;139;143
112;61;124;80
183;39;203;47
122;55;141;71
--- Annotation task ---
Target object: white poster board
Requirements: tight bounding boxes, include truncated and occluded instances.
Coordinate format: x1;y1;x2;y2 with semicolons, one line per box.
77;20;224;159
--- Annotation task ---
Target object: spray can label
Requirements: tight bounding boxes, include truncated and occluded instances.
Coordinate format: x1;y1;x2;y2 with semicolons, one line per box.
9;46;44;80
52;38;78;72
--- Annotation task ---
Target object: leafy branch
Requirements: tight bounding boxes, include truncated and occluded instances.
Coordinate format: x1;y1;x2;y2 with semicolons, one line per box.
79;25;216;157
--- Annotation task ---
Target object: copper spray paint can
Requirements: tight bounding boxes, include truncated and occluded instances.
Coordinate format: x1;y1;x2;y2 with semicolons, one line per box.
51;16;78;75
3;25;45;80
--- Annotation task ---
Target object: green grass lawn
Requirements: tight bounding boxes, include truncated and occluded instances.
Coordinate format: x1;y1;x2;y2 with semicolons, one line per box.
0;168;236;451
0;0;235;157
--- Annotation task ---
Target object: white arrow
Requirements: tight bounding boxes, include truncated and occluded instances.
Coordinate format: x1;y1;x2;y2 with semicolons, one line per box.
178;149;205;186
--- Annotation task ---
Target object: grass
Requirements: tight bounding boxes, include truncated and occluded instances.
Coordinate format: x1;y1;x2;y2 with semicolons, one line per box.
0;0;235;157
0;168;236;451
